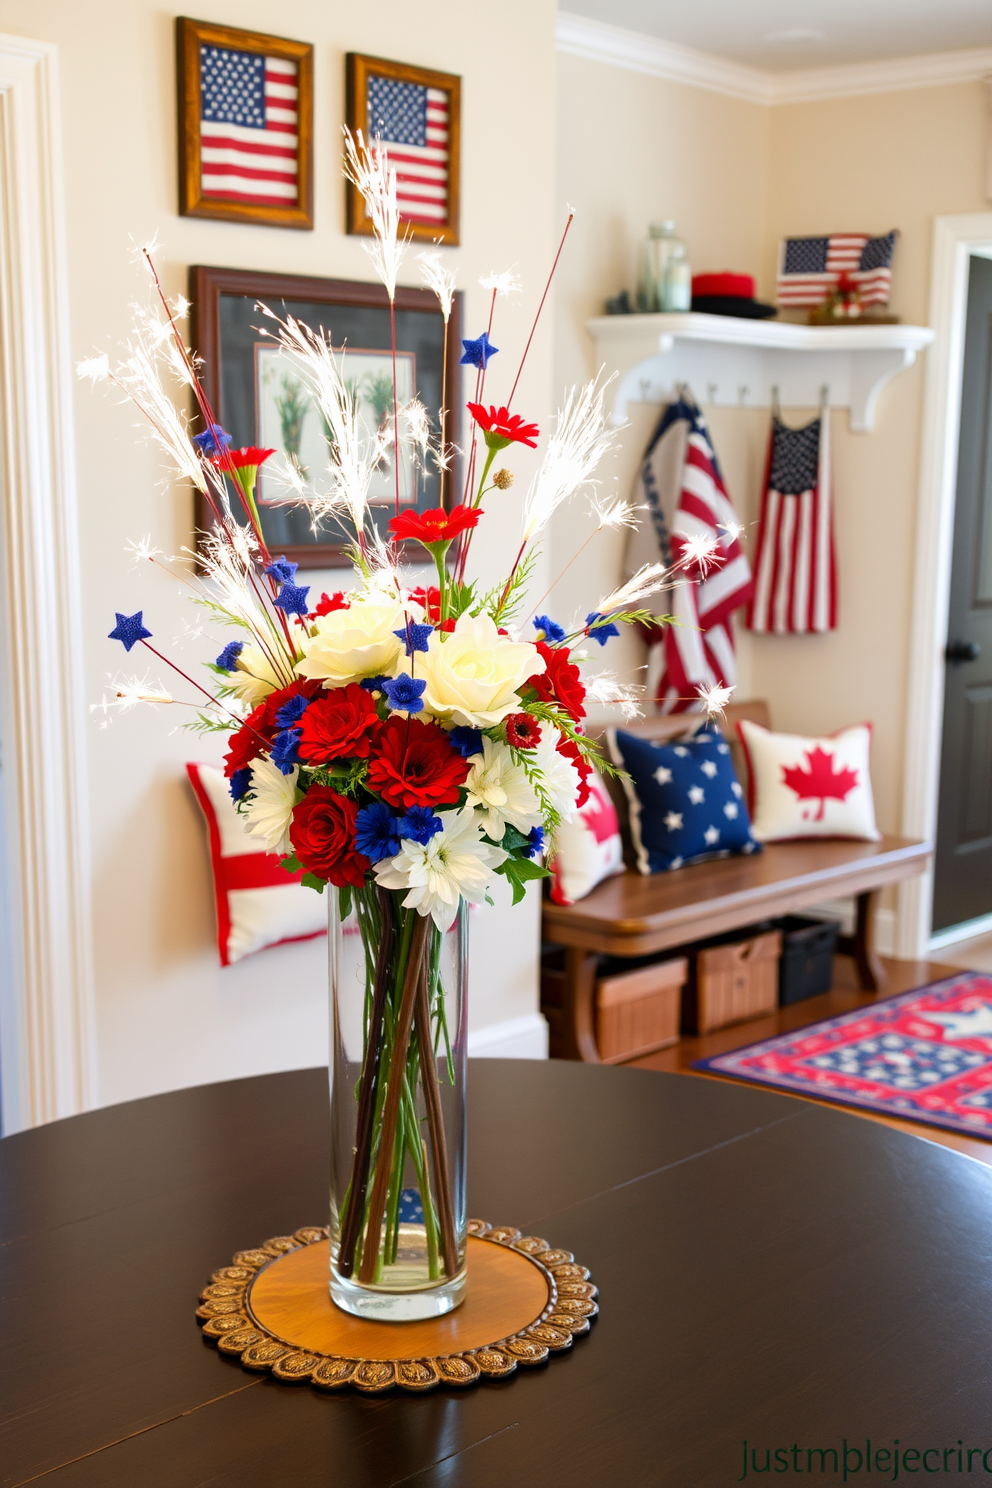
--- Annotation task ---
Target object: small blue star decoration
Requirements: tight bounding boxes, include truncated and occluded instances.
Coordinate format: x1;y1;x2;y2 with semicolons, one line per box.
108;611;152;652
460;331;498;370
274;581;311;618
586;611;621;646
393;622;433;656
192;423;232;458
265;556;298;585
382;673;427;714
533;614;566;644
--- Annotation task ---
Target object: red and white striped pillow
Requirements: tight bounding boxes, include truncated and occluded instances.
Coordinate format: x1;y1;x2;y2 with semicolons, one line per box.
186;762;327;966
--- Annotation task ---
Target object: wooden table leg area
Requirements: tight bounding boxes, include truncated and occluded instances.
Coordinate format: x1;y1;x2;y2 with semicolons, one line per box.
836;888;886;993
561;947;602;1063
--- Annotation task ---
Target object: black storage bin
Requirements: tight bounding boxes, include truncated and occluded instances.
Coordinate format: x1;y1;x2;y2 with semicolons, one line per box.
778;916;839;1005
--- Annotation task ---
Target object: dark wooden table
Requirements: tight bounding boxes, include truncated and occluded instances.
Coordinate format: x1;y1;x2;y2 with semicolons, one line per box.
4;1062;992;1486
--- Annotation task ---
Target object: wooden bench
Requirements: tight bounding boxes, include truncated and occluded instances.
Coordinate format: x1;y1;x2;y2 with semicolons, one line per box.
541;701;932;1063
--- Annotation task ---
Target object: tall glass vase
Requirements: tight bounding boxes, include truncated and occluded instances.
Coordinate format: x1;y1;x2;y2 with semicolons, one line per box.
328;886;468;1321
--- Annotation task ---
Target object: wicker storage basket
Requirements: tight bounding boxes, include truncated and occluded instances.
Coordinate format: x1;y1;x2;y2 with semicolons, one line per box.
595;958;688;1063
684;930;782;1035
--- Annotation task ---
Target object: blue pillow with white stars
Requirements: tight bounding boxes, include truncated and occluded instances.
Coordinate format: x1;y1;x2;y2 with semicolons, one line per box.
607;726;760;874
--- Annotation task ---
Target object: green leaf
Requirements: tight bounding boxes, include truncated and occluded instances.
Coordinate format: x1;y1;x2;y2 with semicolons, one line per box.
496;854;551;905
281;853;303;874
337;883;352;922
301;872;327;894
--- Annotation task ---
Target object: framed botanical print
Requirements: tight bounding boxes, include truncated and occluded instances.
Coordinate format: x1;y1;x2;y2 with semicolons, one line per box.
345;53;460;245
189;266;462;569
176;17;313;230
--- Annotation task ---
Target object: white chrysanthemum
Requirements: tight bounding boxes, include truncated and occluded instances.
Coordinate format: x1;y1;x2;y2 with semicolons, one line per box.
529;725;582;822
227;643;284;707
373;807;507;931
242;758;298;856
464;737;542;840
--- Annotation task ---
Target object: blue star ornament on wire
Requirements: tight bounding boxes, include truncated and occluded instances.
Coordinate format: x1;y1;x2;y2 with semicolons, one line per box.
273;581;311;618
586;612;620;646
192;423;232;458
108;611;152;652
265;556;298;585
460;331;498;370
393;622;433;656
382;674;427;714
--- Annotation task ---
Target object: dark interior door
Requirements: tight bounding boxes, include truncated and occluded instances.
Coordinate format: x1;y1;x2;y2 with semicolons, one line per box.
934;253;992;931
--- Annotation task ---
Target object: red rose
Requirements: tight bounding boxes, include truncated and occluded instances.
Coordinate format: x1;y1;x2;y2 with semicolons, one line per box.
389;504;479;546
527;642;586;723
289;786;369;888
367;717;469;809
505;713;541;749
296;684;379;763
557;736;592;808
314;590;350;616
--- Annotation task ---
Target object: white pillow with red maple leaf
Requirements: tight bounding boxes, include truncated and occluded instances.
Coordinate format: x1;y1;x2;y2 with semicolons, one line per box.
549;768;625;904
737;720;880;843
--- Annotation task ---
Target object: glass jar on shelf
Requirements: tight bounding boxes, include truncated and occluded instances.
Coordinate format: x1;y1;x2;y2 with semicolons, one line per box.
636;221;692;313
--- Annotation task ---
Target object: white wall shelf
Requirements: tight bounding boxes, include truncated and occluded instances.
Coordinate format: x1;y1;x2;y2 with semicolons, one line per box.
585;312;935;433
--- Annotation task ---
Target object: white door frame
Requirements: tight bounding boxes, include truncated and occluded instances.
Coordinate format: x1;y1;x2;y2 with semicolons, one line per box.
898;213;992;958
0;34;96;1129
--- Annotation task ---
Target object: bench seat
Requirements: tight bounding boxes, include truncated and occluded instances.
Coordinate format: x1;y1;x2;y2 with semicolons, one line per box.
542;833;931;1063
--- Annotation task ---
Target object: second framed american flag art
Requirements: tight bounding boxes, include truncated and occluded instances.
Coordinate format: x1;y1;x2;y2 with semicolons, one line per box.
176;17;313;229
345;53;460;245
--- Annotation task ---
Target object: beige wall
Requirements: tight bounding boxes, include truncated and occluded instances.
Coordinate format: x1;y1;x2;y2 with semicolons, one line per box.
0;0;559;1109
554;57;990;861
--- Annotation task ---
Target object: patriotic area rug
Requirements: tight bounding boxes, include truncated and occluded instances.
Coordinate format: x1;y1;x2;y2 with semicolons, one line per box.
694;973;992;1140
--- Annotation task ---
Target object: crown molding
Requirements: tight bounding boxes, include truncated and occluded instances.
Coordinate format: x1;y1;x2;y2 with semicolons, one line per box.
556;11;992;106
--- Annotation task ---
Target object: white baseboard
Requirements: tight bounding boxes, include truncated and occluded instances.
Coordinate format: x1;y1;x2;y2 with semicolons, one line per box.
805;899;897;958
468;1012;549;1059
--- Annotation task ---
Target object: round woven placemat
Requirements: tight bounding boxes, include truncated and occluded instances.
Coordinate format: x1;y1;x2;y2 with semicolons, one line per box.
196;1218;598;1394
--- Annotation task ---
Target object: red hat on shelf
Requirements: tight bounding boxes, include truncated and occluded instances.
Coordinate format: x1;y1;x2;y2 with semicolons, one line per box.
691;271;776;320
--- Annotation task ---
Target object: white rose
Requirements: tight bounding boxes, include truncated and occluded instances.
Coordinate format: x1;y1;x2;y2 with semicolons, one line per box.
226;643;284;707
295;600;405;688
419;613;545;728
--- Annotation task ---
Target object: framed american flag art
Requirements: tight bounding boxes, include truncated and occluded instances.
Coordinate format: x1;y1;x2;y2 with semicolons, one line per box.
176;17;313;230
345;53;460;245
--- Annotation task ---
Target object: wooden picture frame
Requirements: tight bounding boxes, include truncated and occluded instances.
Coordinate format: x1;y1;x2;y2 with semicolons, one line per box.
346;53;460;246
189;265;462;570
176;17;313;230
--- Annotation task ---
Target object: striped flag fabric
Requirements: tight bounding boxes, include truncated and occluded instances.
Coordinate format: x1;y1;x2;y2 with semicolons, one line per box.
776;231;897;308
199;45;299;207
366;74;450;226
747;407;837;635
632;395;753;714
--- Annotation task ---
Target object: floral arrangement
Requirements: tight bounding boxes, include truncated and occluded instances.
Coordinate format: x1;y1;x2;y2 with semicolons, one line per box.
85;131;724;1300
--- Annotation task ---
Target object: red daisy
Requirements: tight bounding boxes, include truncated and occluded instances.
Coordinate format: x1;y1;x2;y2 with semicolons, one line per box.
505;713;541;749
467;403;540;451
367;717;469;810
389;504;480;547
212;446;276;470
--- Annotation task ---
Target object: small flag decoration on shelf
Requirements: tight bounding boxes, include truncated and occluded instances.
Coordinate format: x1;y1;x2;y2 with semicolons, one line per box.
346;54;461;244
776;230;897;308
199;46;299;208
176;18;313;230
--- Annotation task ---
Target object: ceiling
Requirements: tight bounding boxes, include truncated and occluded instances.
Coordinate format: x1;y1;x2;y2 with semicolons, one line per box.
559;0;992;72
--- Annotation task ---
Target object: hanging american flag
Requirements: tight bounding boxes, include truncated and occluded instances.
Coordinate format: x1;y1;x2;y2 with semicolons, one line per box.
630;395;753;714
199;45;299;207
747;407;837;635
776;230;897;308
366;73;451;227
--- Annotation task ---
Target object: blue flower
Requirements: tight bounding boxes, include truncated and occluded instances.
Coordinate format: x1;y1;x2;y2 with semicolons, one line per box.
229;767;253;801
360;675;390;693
108;610;152;652
586;611;621;646
393;622;433;656
215;640;244;672
192;423;232;458
271;728;301;773
265;556;298;585
533;614;566;644
275;692;311;728
522;825;545;859
396;807;444;845
449;726;483;758
382;673;427;714
355;802;402;863
460;331;498;370
273;581;311;618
